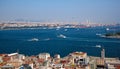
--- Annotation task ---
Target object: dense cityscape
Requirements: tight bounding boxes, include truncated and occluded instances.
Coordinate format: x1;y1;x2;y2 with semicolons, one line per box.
0;48;120;69
0;22;119;30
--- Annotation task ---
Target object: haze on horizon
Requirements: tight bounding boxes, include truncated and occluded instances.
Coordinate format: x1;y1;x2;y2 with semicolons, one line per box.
0;0;120;24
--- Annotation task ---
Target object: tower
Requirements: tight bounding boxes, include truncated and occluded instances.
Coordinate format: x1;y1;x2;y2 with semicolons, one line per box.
101;48;105;59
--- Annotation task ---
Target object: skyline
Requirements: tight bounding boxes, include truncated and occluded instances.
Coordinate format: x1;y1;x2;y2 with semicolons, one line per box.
0;0;120;24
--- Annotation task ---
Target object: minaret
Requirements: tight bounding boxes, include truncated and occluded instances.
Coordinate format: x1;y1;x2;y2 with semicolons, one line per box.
17;49;19;54
101;48;105;59
86;19;90;27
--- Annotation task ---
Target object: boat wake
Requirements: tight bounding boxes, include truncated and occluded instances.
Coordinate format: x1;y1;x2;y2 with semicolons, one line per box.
43;38;51;41
96;33;102;36
28;38;39;42
27;38;52;42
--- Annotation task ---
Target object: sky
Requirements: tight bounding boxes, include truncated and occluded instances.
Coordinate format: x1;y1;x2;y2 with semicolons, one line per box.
0;0;120;24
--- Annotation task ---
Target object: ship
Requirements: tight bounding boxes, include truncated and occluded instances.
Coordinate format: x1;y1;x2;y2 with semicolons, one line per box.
106;28;110;31
57;34;67;38
28;38;39;41
64;29;68;31
95;45;101;48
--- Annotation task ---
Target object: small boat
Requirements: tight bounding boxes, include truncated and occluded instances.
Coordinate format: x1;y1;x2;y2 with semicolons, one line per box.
57;34;66;38
56;26;61;30
96;33;101;36
106;28;109;31
28;38;39;41
56;28;60;30
64;29;67;31
95;45;101;48
43;28;47;29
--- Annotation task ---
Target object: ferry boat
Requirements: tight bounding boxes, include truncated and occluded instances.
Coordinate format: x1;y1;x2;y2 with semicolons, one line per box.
57;34;66;38
64;29;68;31
106;28;110;31
95;45;101;48
28;38;39;41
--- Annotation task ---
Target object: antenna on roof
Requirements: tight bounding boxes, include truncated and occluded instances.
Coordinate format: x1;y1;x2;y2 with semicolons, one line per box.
17;49;19;54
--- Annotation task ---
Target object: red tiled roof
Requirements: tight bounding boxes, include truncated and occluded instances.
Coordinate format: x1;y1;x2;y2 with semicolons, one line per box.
0;54;7;57
38;58;44;63
3;57;10;62
72;52;86;56
115;65;120;69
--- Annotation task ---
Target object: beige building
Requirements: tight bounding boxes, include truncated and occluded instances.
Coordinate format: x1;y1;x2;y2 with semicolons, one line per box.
70;52;87;58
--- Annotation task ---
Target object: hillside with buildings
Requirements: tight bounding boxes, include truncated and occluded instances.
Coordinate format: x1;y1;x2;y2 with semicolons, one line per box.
0;49;120;69
105;32;120;39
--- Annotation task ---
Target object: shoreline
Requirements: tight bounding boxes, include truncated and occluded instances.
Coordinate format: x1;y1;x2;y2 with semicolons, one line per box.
101;35;120;39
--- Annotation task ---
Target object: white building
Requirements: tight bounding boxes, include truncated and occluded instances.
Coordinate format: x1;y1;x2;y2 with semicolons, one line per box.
54;54;60;59
39;53;50;60
70;52;89;65
70;52;87;59
18;54;25;60
0;56;3;63
101;48;105;59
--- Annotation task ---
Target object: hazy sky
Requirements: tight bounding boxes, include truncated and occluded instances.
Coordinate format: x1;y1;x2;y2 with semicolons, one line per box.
0;0;120;24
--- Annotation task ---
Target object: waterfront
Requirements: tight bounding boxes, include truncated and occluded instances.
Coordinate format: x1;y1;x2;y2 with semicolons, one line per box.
0;27;120;58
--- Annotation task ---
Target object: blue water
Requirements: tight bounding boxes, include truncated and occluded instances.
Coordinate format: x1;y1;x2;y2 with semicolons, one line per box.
0;27;120;57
